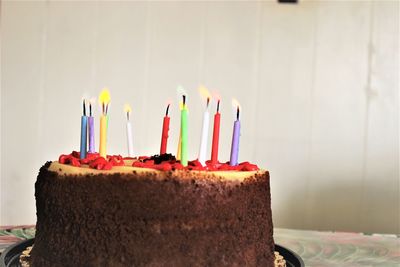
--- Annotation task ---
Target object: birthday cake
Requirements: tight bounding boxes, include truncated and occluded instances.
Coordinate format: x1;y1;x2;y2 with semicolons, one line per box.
30;154;275;267
29;89;279;266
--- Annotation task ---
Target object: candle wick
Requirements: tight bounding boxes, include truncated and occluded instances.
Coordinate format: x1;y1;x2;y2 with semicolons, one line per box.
89;103;92;117
105;104;109;115
83;99;86;116
217;100;220;113
182;95;186;106
236;106;240;120
127;111;130;121
166;104;170;116
206;97;210;108
102;103;105;115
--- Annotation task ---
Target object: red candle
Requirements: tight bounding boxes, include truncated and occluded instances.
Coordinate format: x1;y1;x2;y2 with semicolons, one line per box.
211;100;221;164
160;104;170;155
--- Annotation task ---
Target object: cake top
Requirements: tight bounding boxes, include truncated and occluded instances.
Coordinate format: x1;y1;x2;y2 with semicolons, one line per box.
58;151;260;174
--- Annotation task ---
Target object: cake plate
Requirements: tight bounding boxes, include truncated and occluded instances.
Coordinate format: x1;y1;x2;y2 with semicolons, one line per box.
1;239;34;267
275;244;304;267
1;239;304;267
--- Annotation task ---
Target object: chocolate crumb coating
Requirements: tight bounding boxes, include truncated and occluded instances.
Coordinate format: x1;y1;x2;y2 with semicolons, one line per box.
31;162;275;267
145;153;176;164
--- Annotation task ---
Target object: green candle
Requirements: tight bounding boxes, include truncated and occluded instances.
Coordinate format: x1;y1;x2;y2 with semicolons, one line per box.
181;95;188;166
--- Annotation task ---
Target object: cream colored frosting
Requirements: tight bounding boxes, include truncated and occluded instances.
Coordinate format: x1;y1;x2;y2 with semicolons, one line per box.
48;161;265;182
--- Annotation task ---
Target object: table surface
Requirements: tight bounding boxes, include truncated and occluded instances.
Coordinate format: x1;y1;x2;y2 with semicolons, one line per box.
1;226;399;267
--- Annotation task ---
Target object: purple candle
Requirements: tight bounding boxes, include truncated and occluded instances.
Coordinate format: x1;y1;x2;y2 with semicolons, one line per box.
88;118;95;153
88;102;95;153
229;104;241;166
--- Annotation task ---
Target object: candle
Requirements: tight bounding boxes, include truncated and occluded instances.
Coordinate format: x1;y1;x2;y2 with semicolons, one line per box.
180;95;188;166
230;99;241;166
88;101;95;153
160;104;170;155
99;89;110;158
176;132;181;160
125;104;134;157
211;99;221;164
99;115;107;158
80;99;88;159
198;86;211;166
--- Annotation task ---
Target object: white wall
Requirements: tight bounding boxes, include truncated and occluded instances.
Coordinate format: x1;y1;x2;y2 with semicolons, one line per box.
1;1;398;234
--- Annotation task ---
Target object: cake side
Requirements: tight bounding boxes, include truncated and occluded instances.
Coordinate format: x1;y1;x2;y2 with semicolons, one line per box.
48;160;262;182
31;162;274;267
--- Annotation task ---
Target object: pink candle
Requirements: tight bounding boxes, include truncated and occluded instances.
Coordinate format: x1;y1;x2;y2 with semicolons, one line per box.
160;104;170;155
211;100;221;164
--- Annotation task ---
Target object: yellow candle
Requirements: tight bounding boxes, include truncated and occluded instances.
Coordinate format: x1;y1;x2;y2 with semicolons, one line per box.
98;88;110;159
99;115;107;158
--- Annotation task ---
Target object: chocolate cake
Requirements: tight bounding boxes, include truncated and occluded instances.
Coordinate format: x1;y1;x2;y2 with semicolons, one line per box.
31;159;275;267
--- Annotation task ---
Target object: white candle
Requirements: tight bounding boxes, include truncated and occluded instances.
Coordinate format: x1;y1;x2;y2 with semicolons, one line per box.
198;106;210;165
126;121;133;156
198;85;211;166
125;104;134;157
